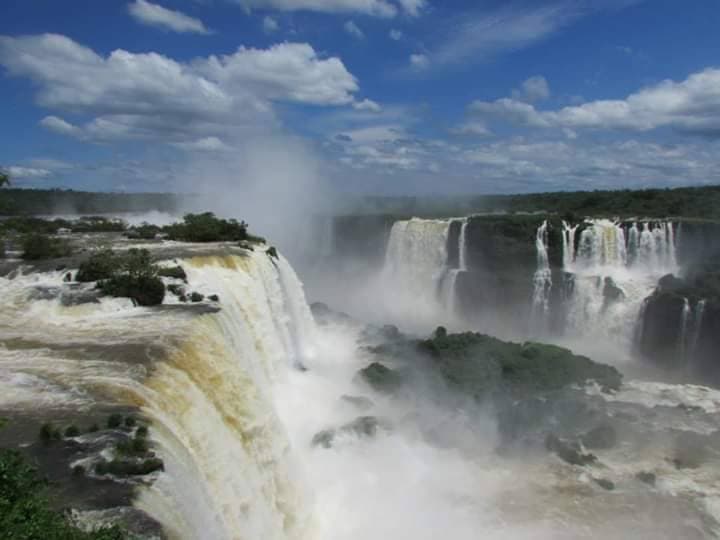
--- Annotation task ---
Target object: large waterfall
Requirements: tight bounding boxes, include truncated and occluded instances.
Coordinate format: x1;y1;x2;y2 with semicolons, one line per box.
559;219;678;346
381;218;455;328
0;248;318;540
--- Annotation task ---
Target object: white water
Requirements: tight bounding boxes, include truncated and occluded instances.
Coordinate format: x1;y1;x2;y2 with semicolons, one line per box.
561;219;678;346
690;299;707;359
2;241;720;539
530;220;552;335
380;218;455;329
0;249;318;540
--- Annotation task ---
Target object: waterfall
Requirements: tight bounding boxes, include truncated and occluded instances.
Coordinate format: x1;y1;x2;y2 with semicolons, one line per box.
563;219;678;346
381;218;453;325
0;249;318;540
458;219;469;271
689;299;707;360
561;221;578;270
530;220;552;335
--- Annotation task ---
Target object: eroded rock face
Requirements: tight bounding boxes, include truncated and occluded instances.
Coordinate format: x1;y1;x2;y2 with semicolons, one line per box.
545;434;598;467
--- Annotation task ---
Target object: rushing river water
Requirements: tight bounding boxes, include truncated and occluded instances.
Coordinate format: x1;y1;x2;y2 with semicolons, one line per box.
2;240;720;539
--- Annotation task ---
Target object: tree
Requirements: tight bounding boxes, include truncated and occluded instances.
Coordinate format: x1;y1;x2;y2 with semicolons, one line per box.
0;169;10;187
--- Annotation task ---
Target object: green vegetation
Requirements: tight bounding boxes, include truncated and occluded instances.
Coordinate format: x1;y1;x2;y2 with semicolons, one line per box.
0;169;10;188
349;185;720;220
0;187;182;215
363;328;621;402
164;212;250;242
125;223;160;240
94;458;164;477
21;233;72;260
106;414;123;429
1;418;126;539
357;362;403;393
77;249;165;306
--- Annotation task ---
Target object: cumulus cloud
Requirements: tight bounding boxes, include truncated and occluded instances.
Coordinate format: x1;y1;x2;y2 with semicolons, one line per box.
353;98;382;112
197;43;358;105
40;115;82;137
455;138;720;189
233;0;398;17
512;75;550;102
389;29;403;40
396;0;426;16
0;34;360;146
468;68;720;138
128;0;211;34
263;15;280;32
344;20;364;39
450;120;492;136
410;53;428;70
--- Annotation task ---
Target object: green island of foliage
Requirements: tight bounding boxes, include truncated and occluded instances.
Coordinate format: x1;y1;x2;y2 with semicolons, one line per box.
78;248;165;306
360;327;622;400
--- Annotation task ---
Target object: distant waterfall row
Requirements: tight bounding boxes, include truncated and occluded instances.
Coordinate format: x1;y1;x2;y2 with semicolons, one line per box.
533;218;680;346
563;219;678;274
382;217;467;328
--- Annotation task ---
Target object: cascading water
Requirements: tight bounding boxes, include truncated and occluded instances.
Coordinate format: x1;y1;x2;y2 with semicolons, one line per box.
0;248;318;540
530;221;552;335
381;218;454;328
440;219;469;317
690;299;707;358
562;219;678;347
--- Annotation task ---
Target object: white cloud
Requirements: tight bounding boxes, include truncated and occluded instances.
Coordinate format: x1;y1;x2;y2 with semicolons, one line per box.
469;68;720;138
389;29;403;40
40;115;82;137
128;0;211;34
198;42;358;106
0;34;360;146
6;166;52;179
172;136;231;151
469;98;549;127
396;0;426;16
413;1;643;71
344;20;364;39
451;120;491;136
512;75;550;102
353;98;382;112
263;15;280;33
410;53;428;70
234;0;398;17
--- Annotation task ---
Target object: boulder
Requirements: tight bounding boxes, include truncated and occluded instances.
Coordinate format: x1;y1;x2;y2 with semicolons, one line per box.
545;434;597;467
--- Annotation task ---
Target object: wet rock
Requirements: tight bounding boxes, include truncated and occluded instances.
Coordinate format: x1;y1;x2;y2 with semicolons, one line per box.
166;283;185;297
341;395;374;411
190;292;204;303
636;471;657;486
311;416;387;449
157;266;187;281
545;433;597;467
593;477;615;491
581;424;617;450
602;277;625;309
63;272;72;282
29;286;61;301
60;287;101;306
209;294;219;302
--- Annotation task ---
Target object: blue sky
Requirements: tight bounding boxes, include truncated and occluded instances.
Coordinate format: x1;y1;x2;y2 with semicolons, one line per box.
1;0;719;195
